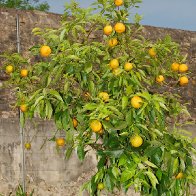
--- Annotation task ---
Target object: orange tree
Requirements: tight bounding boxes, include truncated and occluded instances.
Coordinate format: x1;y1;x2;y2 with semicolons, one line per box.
1;0;196;195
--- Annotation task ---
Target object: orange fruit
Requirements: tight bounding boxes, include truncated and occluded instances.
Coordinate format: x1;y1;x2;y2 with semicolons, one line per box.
90;120;102;133
24;143;31;150
114;23;126;34
108;38;118;47
6;65;14;74
99;92;109;102
179;76;188;86
130;135;143;147
73;118;78;128
40;45;51;57
156;75;164;83
97;182;104;190
84;92;91;98
124;62;133;71
114;0;123;6
103;25;113;36
98;128;104;135
20;104;28;112
148;48;156;57
109;59;119;69
131;96;143;109
178;64;188;73
171;62;180;71
105;116;110;121
176;172;183;179
56;138;65;147
20;69;28;77
112;68;121;76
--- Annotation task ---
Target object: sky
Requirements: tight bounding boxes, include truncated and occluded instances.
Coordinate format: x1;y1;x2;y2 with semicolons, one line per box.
40;0;196;31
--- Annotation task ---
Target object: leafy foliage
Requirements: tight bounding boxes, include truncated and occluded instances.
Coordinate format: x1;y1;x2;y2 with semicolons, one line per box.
0;0;49;11
1;0;196;195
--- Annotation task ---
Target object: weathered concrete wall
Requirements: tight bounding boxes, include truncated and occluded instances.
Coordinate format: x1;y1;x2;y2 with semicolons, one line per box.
0;118;97;195
0;8;196;195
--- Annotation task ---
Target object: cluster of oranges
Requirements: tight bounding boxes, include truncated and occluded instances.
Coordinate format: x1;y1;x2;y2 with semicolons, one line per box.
148;48;189;86
55;118;78;147
5;45;52;114
24;117;78;150
109;59;134;75
171;63;189;86
88;0;145;159
6;65;28;77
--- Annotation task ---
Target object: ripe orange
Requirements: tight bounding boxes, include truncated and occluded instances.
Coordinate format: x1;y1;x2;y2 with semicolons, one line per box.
40;45;51;57
24;143;31;150
97;182;104;190
175;172;183;179
156;75;164;83
124;62;133;71
56;138;65;147
20;104;28;112
84;92;91;98
6;65;14;74
98;128;104;135
148;48;156;57
72;118;78;128
90;120;102;133
99;92;109;102
108;38;118;47
131;96;143;109
179;76;188;86
103;25;113;36
114;0;123;6
178;64;188;73
105;116;110;121
109;59;119;69
130;135;143;147
171;62;180;71
20;69;28;77
114;23;126;34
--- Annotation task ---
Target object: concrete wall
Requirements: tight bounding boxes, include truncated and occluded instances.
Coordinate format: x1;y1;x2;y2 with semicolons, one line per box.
0;8;196;195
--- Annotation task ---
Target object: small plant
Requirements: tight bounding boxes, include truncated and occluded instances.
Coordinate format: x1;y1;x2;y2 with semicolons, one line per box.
16;185;34;196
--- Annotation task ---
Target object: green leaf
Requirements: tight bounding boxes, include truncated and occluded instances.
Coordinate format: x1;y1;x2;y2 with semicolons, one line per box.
145;171;159;189
98;149;124;158
33;95;45;107
95;169;104;182
65;145;74;159
105;174;113;191
49;90;64;102
19;112;25;128
156;168;162;181
45;100;53;119
61;110;70;130
144;160;158;168
83;103;98;111
28;89;42;102
112;166;119;179
159;102;168;111
111;121;127;131
85;63;93;73
60;29;67;41
121;169;135;182
173;157;179;174
118;154;127;166
122;96;128;110
77;144;85;161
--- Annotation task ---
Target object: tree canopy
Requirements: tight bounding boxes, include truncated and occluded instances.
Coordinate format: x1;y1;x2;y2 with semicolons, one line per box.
0;0;49;12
